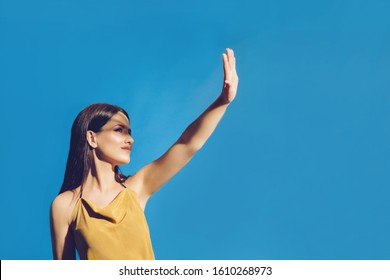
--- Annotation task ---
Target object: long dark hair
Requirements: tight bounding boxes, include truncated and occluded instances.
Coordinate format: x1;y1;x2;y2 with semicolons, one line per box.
59;103;130;194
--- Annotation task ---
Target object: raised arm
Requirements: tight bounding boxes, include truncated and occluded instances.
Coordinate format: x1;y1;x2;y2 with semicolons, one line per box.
128;48;238;207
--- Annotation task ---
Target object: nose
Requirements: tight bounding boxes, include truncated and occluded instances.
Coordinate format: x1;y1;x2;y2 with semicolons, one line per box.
126;134;134;145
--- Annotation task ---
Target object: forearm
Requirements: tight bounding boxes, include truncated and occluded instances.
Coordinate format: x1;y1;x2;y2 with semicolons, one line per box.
177;95;230;151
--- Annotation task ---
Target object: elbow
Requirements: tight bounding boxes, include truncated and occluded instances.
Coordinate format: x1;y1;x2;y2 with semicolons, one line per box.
186;139;204;155
176;137;202;155
188;143;201;155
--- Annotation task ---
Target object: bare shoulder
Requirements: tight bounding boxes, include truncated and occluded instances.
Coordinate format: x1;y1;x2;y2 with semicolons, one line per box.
51;187;81;224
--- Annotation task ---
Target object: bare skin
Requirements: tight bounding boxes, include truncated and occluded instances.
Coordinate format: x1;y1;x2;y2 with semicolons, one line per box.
50;48;239;260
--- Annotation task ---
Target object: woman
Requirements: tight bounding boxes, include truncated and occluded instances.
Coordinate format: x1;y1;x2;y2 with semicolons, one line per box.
50;48;239;260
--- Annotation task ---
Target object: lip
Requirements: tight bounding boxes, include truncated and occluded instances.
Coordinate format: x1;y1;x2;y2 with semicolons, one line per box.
121;147;131;152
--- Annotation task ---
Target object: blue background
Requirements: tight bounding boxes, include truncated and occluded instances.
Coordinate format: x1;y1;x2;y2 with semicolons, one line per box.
1;0;389;260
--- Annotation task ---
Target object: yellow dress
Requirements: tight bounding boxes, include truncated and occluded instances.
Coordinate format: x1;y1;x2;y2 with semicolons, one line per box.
70;187;155;260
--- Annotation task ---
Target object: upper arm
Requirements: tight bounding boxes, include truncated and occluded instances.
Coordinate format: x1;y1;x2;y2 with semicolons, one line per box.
129;141;196;205
50;194;76;260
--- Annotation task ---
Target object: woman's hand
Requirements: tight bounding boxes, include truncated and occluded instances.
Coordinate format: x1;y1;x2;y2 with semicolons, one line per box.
220;48;239;104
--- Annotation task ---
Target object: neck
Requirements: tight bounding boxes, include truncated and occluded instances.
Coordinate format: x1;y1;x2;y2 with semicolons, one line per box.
84;157;118;192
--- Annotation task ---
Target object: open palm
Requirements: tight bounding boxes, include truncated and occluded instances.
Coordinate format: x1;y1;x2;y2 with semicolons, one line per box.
221;48;239;103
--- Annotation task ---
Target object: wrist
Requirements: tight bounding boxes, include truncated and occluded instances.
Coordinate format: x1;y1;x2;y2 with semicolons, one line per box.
217;93;232;106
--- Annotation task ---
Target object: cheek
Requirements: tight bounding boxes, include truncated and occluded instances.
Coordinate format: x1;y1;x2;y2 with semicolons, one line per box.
95;134;126;162
99;134;122;148
110;134;123;144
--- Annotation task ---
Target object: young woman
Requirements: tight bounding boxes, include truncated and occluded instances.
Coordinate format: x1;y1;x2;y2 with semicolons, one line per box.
50;48;239;260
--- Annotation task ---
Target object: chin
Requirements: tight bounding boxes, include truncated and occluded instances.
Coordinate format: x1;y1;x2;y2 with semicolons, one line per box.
116;157;130;165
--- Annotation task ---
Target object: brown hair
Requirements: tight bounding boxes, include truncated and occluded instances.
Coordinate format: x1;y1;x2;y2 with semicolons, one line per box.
59;103;129;194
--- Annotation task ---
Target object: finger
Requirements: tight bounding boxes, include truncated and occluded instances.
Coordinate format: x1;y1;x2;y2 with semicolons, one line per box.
222;53;229;79
227;48;236;71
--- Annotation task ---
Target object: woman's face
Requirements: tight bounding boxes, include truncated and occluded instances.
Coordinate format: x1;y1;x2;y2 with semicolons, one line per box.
93;112;134;166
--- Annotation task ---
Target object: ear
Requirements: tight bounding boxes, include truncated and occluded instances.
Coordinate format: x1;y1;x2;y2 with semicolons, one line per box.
86;130;98;149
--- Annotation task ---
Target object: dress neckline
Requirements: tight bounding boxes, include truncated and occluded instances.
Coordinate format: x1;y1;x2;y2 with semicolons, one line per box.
79;184;127;211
